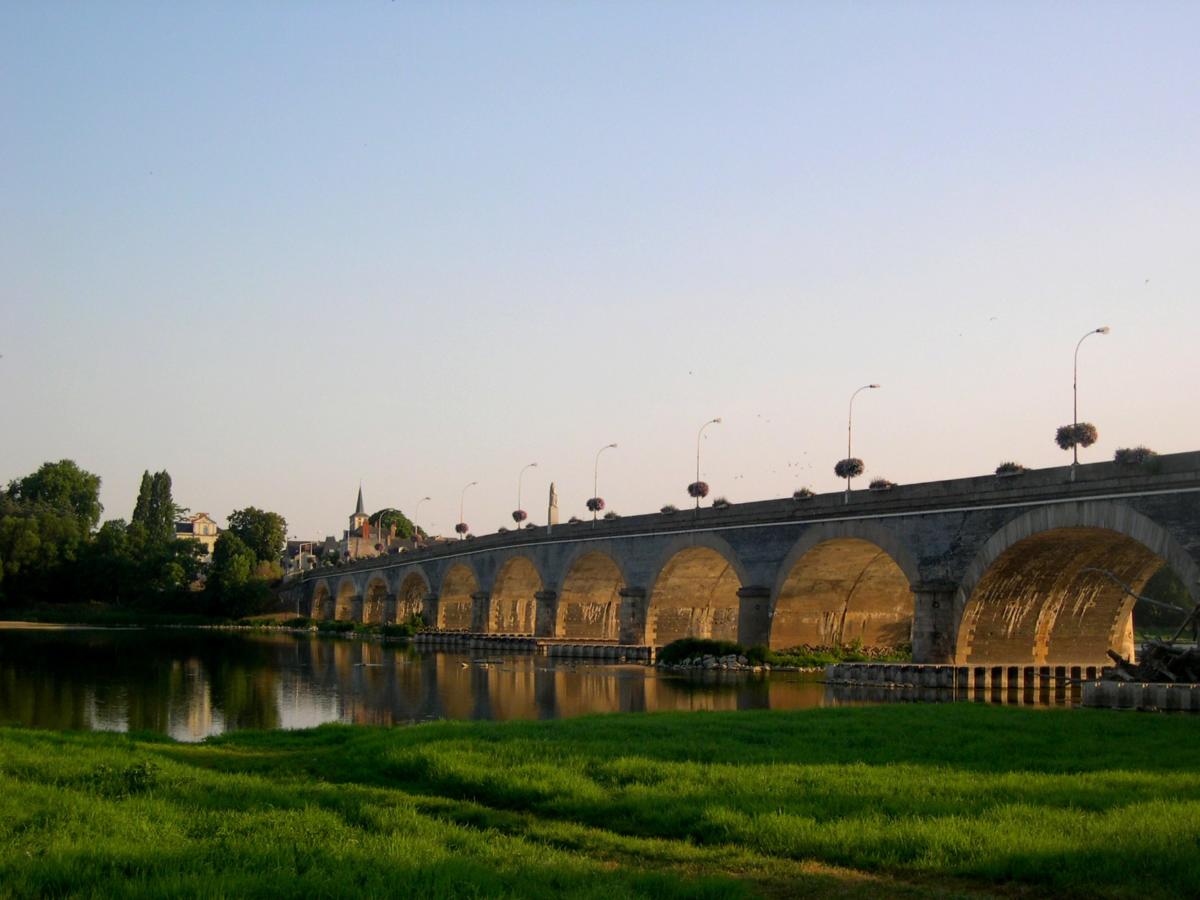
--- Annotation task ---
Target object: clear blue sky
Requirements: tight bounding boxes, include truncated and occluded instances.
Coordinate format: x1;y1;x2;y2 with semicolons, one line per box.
2;2;1197;539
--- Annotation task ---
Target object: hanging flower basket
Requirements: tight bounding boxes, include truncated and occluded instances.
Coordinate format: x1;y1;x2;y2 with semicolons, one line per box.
793;487;815;501
511;509;528;523
1055;423;1098;450
869;478;895;491
455;522;469;535
586;497;605;512
835;458;865;479
1114;446;1156;466
687;481;710;499
995;461;1025;477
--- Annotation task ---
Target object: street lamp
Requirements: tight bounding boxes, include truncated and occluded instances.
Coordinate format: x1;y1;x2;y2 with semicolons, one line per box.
689;417;722;511
842;384;880;501
513;462;538;527
1072;326;1110;466
590;443;618;525
414;496;431;543
457;481;477;540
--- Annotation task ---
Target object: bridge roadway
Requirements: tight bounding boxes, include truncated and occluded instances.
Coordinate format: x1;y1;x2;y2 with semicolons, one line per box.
283;451;1200;666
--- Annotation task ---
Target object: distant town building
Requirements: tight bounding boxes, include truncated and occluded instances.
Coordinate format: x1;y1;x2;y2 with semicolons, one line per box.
339;486;422;561
174;512;219;561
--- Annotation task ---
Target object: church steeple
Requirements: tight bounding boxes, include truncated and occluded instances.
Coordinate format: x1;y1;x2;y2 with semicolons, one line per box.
350;483;368;533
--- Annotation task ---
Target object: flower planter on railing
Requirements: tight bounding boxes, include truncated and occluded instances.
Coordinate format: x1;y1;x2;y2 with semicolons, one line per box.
835;458;864;479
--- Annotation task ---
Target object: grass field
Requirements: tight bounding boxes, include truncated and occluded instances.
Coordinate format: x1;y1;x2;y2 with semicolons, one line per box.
1;704;1197;898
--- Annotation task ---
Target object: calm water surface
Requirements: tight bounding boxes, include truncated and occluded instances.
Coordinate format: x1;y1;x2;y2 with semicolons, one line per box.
0;626;857;741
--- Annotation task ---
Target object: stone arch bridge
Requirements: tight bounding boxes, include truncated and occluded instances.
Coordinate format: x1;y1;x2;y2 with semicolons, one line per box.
284;453;1200;666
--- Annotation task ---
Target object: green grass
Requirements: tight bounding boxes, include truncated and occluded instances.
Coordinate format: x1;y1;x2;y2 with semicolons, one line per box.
1;705;1198;898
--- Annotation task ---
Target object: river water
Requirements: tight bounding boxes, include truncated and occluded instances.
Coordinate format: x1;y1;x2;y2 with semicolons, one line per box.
0;626;864;741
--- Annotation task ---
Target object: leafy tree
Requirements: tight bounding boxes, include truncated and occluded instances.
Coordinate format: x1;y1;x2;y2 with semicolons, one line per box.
367;508;415;539
226;508;287;563
206;532;272;618
129;470;180;547
6;460;102;531
0;493;87;604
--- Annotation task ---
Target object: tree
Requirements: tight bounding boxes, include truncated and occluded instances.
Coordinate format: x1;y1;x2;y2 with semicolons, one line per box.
7;460;102;532
367;508;415;539
206;531;272;618
226;507;287;563
129;470;180;547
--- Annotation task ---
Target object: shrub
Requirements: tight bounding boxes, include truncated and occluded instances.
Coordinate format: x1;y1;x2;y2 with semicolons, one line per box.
497;526;509;534
603;510;620;520
524;522;537;529
567;516;582;524
869;478;895;490
793;488;815;500
658;637;744;665
660;504;679;514
317;620;354;633
995;461;1025;476
281;617;311;628
834;458;864;479
711;496;731;509
1114;446;1157;466
1055;422;1098;450
687;481;709;499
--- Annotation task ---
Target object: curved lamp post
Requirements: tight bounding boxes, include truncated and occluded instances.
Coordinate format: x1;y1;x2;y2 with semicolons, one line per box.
591;443;618;526
844;384;880;501
514;462;538;526
1072;326;1110;466
457;481;477;540
691;417;722;511
413;496;431;542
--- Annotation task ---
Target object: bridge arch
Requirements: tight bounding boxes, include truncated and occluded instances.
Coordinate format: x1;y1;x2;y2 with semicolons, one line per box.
556;549;624;640
363;575;389;625
395;569;430;625
438;563;478;631
770;523;919;651
646;535;747;647
334;577;358;621
490;556;541;634
954;501;1200;666
310;580;333;620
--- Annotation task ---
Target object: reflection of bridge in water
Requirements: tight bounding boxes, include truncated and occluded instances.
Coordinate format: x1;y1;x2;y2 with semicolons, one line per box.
286;453;1200;668
286;638;837;725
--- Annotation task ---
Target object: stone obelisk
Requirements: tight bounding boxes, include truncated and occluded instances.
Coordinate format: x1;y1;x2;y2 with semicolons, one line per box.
547;482;559;533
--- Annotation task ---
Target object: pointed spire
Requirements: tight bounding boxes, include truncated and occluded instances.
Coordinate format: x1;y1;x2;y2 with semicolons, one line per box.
355;483;365;516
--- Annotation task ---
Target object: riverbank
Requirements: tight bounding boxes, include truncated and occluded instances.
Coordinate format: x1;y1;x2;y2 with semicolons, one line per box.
1;705;1196;898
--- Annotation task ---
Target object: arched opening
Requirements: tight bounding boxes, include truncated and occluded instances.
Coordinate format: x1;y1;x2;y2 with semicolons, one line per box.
310;582;332;620
648;546;742;647
557;551;623;640
438;564;477;631
771;538;913;651
956;527;1166;666
490;557;540;635
334;580;357;621
363;578;388;625
395;571;428;626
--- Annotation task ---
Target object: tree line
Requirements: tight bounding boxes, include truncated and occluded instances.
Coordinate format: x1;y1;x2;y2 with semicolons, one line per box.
0;460;287;619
